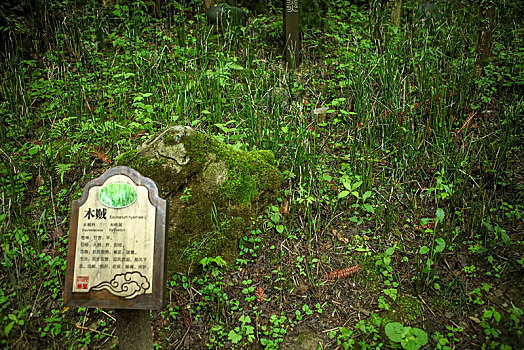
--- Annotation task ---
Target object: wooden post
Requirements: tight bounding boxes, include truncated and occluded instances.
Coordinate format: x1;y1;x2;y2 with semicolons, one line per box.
390;0;403;27
114;309;153;349
475;0;496;75
284;0;300;68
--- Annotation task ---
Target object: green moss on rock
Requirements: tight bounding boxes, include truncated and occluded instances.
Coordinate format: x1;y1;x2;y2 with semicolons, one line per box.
117;126;281;275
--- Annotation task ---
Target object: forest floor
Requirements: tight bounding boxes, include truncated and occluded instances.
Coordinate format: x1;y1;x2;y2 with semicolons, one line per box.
1;1;523;349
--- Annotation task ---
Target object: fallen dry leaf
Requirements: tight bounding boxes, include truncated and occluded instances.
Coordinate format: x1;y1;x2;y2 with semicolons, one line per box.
414;220;435;232
280;199;289;215
89;146;113;164
35;175;44;188
332;228;349;244
255;287;266;302
52;227;65;240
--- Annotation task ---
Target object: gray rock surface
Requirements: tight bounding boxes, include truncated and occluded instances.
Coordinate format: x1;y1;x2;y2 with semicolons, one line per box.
206;4;247;27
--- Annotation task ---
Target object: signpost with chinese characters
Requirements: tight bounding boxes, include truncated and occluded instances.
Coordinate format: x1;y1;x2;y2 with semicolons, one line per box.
284;0;300;68
64;166;167;310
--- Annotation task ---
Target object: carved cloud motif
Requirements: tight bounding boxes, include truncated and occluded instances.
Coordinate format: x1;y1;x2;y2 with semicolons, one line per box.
91;271;151;299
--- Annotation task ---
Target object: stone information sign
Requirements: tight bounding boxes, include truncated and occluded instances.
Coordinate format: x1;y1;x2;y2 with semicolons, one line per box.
64;166;167;309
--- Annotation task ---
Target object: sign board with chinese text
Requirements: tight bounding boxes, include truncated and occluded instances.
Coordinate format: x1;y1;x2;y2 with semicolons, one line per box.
284;0;300;67
64;166;167;309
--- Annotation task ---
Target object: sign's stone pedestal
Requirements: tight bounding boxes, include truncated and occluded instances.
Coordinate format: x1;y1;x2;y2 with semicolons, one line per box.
117;126;282;274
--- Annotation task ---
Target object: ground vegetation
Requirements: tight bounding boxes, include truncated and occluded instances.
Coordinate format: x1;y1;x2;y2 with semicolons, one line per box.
0;0;522;348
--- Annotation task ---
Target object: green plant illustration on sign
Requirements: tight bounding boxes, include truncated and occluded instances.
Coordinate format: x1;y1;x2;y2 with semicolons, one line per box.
385;322;428;350
98;183;138;208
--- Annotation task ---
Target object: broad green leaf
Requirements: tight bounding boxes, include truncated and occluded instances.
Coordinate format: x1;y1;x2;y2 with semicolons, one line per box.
4;321;14;336
228;63;244;70
214;256;226;267
384;288;398;301
363;203;375;213
420;218;431;226
403;327;429;350
385;322;404;342
501;230;511;246
245;326;255;341
338;190;350;199
434;238;446;253
228;329;242;344
351;181;363;191
28;145;40;156
200;257;211;268
239;315;251;324
419;246;430;254
385;247;395;256
362;191;372;202
412;327;428;343
423;258;434;274
276;225;284;234
270;213;280;224
436;208;445;223
323;174;333;182
383;256;391;265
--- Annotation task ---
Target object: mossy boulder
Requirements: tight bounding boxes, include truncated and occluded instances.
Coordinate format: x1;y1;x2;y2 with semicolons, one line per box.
117;126;281;275
206;4;247;27
416;2;444;21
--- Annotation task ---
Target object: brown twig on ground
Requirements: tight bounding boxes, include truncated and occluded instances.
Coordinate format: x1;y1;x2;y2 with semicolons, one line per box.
323;265;363;280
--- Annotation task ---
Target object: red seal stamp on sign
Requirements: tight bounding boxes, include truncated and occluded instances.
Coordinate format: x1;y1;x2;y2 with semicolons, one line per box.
76;276;89;290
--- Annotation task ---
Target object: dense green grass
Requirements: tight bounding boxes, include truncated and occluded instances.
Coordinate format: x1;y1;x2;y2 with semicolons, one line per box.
1;0;523;348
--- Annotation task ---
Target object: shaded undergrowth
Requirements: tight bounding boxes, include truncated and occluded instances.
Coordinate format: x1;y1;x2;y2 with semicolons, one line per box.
1;0;523;349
